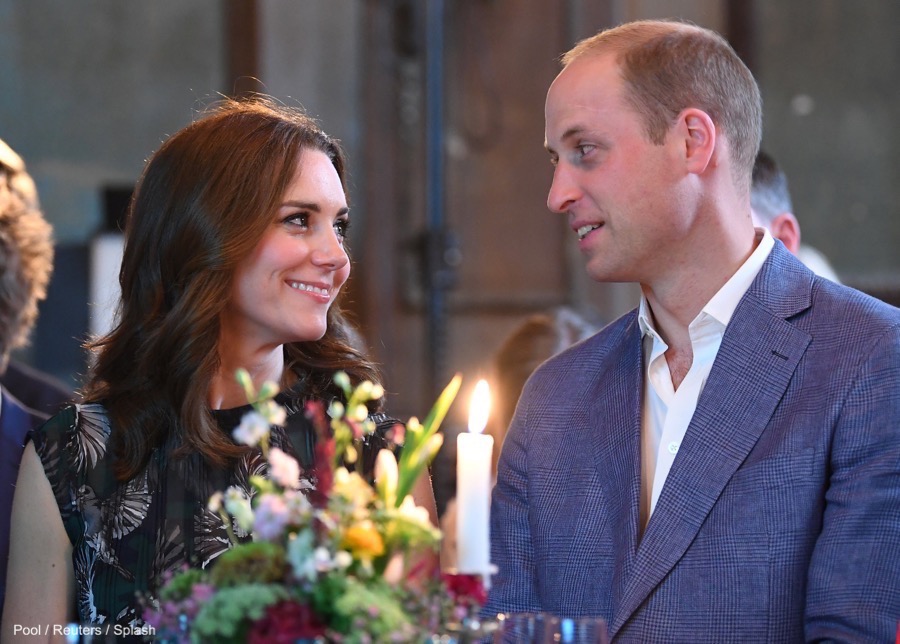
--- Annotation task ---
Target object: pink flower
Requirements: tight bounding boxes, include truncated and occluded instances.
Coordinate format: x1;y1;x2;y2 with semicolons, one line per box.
268;447;301;489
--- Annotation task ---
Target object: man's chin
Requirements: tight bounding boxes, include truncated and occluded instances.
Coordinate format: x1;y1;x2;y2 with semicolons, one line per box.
585;262;629;283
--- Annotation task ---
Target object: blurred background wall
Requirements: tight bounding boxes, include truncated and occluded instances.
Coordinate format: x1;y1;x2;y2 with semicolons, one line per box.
1;0;898;427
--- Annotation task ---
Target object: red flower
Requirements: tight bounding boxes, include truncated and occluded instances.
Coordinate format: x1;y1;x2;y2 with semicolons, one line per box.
248;600;325;644
305;402;336;508
441;573;488;607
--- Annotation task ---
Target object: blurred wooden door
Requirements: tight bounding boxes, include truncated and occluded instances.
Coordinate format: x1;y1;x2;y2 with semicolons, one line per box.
353;0;619;422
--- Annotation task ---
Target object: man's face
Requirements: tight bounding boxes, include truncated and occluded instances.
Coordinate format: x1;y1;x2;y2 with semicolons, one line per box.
544;53;694;285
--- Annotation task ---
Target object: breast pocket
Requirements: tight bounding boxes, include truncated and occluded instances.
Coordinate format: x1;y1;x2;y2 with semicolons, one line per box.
709;448;823;536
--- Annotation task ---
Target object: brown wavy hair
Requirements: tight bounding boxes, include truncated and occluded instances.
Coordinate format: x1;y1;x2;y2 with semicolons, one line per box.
82;97;381;481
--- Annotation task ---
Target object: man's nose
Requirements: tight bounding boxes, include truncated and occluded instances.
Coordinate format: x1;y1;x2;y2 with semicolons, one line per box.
547;163;580;214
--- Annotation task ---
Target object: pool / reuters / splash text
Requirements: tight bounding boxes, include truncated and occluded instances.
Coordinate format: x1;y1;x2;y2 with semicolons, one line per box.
11;623;156;638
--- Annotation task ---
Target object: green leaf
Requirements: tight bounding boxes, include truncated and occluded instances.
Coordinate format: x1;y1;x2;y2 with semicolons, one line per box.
421;373;462;438
235;368;254;400
394;374;461;505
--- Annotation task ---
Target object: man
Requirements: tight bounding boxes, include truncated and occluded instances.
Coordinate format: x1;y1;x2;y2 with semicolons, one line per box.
0;137;63;619
485;19;900;642
751;149;841;282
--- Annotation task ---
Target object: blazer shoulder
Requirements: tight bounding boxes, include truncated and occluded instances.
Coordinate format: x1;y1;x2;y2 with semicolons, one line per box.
807;277;900;335
541;310;637;365
753;247;900;341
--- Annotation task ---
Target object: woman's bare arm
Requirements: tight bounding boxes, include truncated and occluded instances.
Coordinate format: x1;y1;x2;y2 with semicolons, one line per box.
1;442;73;643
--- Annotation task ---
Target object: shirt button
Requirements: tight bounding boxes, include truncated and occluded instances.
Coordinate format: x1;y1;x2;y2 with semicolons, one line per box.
668;442;679;455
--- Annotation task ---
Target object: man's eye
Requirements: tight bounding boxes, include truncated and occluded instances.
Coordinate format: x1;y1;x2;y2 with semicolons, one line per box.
577;144;596;158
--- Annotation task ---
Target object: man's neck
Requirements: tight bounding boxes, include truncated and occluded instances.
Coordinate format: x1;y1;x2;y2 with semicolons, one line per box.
640;227;761;389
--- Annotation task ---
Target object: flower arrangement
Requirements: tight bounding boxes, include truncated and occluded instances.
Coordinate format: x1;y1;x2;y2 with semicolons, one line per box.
143;371;487;643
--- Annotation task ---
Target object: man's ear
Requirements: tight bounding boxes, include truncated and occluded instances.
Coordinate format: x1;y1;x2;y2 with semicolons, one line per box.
769;212;801;254
678;108;716;175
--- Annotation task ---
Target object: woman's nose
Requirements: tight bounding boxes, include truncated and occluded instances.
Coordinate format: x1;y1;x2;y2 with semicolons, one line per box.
311;231;349;270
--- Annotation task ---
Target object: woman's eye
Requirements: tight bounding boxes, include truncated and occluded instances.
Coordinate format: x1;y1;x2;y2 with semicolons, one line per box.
283;213;309;229
334;219;350;240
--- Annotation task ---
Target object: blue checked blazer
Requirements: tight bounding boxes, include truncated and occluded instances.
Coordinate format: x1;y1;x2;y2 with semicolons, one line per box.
485;244;900;642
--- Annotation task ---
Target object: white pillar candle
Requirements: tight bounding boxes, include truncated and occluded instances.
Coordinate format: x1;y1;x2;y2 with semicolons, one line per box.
456;380;493;574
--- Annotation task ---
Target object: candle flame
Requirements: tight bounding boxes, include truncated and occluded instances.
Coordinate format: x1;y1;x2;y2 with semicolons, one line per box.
468;379;491;435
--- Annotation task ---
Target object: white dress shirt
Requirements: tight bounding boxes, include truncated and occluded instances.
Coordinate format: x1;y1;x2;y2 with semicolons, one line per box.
638;229;774;529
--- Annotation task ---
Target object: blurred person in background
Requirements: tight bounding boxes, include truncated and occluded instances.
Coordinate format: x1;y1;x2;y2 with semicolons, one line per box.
440;307;599;568
485;307;599;475
751;149;841;282
0;136;71;621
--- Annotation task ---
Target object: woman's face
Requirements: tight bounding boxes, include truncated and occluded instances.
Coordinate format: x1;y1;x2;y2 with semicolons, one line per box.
222;148;351;351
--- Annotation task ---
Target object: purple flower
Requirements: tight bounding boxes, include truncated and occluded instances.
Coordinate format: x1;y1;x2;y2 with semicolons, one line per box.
253;493;290;541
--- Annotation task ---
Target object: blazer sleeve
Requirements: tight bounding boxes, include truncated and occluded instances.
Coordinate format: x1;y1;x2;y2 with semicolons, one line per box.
483;392;542;618
804;324;900;642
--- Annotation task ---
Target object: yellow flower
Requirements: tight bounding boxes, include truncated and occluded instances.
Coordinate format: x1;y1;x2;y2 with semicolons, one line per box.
342;521;385;560
332;468;374;511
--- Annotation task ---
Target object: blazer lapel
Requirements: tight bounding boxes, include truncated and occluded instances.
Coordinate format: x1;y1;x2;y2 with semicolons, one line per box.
587;314;644;619
610;246;814;635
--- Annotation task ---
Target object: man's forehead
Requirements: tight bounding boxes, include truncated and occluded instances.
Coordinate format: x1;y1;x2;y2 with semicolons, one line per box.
545;90;624;142
548;56;624;110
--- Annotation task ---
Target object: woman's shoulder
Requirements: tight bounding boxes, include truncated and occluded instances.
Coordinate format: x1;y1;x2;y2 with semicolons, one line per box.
30;402;114;473
32;401;111;438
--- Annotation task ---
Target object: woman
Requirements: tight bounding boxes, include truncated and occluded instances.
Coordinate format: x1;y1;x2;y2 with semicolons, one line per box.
2;97;436;636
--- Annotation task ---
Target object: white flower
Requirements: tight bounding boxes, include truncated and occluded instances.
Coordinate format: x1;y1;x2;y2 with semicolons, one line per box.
313;547;333;572
259;399;287;426
334;550;353;570
207;491;223;513
224;486;254;532
397;494;432;530
287;529;317;581
232;410;270;447
268;447;301;489
283;489;313;521
374;449;398;506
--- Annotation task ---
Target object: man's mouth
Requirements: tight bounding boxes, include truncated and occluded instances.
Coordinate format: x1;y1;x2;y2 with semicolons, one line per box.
577;224;602;240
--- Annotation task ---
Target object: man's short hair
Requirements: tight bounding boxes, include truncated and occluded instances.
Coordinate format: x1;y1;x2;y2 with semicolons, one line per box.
0;138;54;370
750;150;793;226
562;19;762;193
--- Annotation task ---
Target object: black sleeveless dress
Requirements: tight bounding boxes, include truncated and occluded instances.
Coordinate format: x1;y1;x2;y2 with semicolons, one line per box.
30;392;395;630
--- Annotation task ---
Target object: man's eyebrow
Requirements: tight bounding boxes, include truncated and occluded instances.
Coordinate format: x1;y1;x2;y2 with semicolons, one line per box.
545;126;587;154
